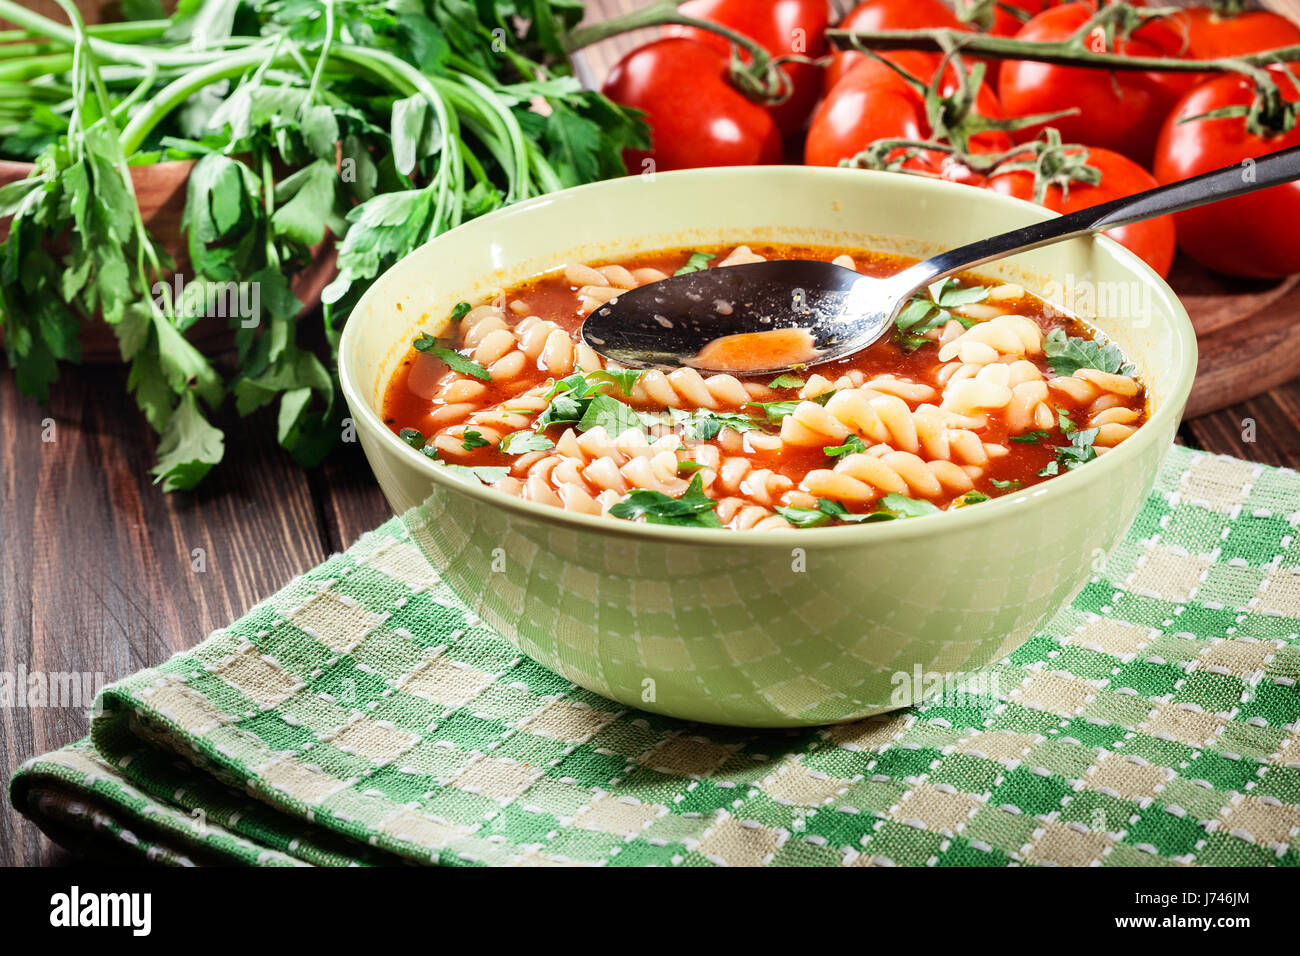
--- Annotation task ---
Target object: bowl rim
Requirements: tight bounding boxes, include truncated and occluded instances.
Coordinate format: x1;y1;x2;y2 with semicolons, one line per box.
339;165;1197;550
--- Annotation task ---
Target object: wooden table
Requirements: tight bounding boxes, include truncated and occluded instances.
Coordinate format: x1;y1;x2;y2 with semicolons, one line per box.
5;0;1300;867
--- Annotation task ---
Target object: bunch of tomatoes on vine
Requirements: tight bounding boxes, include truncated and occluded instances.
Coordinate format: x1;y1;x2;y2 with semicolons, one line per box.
572;0;1300;280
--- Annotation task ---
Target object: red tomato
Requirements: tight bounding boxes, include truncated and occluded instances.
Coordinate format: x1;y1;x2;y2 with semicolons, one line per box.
825;0;966;94
986;145;1175;276
998;5;1197;165
1173;6;1300;59
1153;68;1300;278
601;38;784;172
806;52;1009;184
666;0;831;136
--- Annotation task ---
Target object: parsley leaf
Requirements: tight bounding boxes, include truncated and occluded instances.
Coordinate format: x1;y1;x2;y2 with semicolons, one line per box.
1056;428;1099;470
674;251;715;275
823;435;868;458
150;392;225;493
745;390;835;424
1043;328;1135;377
589;368;642;396
399;427;426;449
893;278;988;351
610;474;722;528
774;505;835;528
412;336;492;381
991;478;1022;489
577;393;644;436
671;408;763;441
775;493;940;527
1011;430;1049;444
767;373;806;389
449;301;472;323
1056;406;1077;435
875;493;943;519
499;431;555;454
461;430;490;451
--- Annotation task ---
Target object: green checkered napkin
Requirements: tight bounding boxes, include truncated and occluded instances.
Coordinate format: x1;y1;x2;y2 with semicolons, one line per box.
11;444;1300;866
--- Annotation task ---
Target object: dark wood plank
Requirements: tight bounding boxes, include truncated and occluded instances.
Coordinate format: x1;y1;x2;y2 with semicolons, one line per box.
1187;381;1300;467
312;446;396;554
0;366;330;865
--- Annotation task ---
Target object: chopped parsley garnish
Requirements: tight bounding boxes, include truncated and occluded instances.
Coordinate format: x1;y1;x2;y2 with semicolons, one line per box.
412;335;492;381
1042;328;1135;377
775;493;941;527
1039;428;1099;476
544;367;641;399
577;393;644;436
1056;427;1099;469
1011;430;1049;444
893;278;989;351
961;491;990;505
1056;405;1077;435
499;431;555;454
591;368;643;396
399;428;425;449
676;460;706;476
609;475;722;528
767;373;806;389
745;390;835;424
823;435;868;458
774;503;836;528
874;493;944;519
449;301;472;323
537;371;636;429
671;408;763;441
460;430;490;451
674;251;716;276
991;478;1021;489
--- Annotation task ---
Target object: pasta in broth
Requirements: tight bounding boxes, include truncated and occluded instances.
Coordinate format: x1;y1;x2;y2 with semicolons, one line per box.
382;245;1149;530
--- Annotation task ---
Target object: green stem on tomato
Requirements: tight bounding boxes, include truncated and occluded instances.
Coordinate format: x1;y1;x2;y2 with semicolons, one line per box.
825;26;1298;80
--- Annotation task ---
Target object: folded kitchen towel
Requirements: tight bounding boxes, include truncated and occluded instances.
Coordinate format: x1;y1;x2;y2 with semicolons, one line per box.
10;444;1300;866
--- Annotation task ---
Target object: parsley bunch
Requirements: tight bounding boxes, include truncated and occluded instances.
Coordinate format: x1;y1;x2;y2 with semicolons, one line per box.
0;0;647;490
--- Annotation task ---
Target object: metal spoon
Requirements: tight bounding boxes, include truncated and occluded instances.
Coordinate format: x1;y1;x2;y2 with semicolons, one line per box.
581;145;1300;375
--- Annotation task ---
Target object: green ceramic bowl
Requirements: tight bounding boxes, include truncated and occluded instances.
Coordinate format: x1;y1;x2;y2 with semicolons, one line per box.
338;166;1197;727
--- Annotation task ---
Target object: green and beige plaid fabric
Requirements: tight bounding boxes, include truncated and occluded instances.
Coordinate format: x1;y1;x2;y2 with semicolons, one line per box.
11;444;1300;866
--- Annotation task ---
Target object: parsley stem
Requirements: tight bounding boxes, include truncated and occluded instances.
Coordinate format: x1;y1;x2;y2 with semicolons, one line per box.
305;0;336;104
0;0;235;68
118;46;279;155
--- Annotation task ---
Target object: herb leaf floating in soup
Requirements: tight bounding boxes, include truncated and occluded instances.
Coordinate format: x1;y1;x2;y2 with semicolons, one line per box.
382;245;1150;531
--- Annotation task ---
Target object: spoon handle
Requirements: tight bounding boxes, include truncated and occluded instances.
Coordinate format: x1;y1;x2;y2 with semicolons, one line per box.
893;143;1300;295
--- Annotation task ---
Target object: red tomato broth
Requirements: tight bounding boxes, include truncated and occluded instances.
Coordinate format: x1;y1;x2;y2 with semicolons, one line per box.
382;244;1148;525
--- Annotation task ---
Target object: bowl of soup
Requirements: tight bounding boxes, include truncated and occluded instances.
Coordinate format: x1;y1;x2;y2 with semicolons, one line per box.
338;166;1196;727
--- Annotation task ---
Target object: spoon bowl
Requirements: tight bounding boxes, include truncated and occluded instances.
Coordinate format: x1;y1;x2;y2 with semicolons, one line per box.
581;260;905;374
